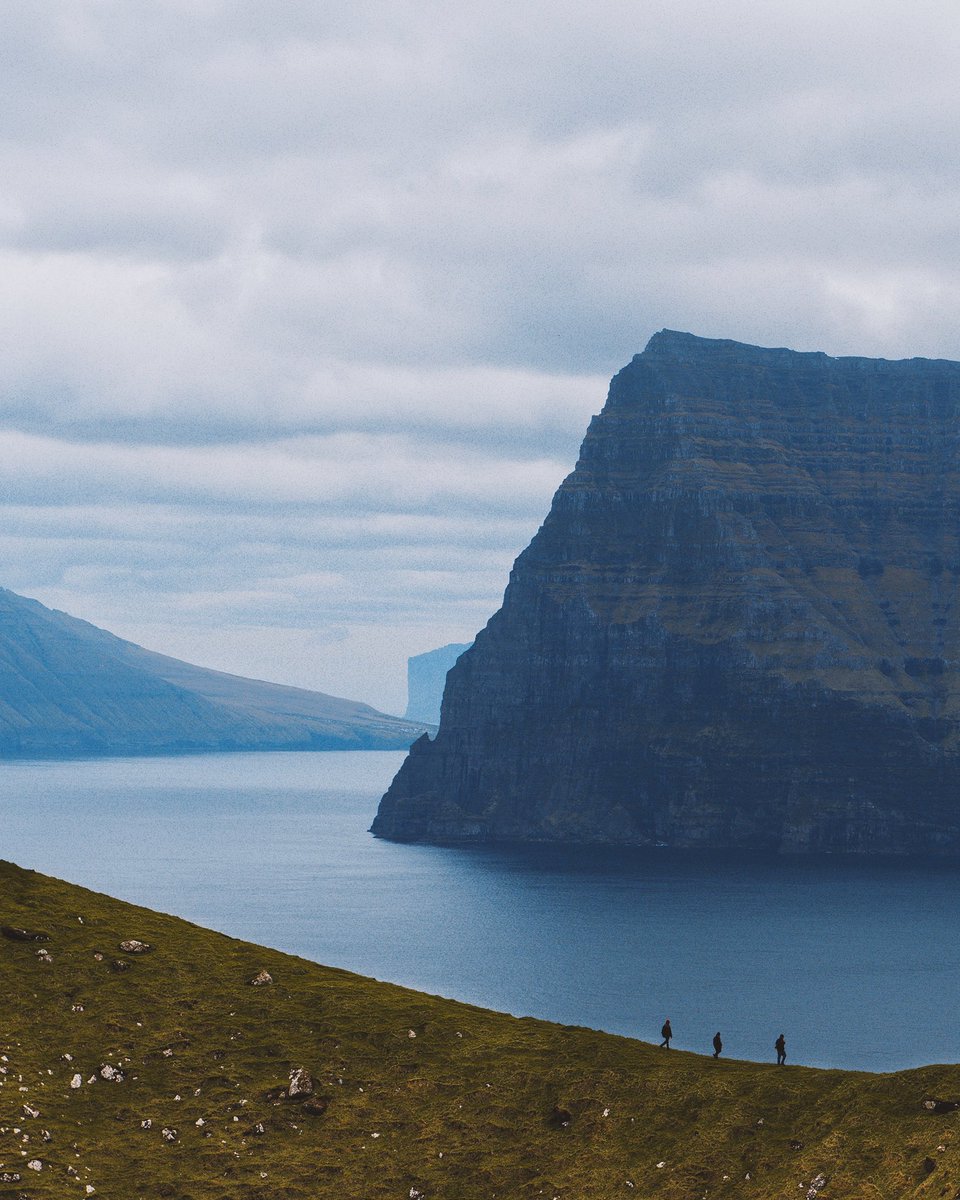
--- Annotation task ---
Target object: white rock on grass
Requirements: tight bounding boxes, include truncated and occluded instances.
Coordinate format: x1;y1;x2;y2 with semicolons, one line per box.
70;1075;82;1089
288;1068;314;1098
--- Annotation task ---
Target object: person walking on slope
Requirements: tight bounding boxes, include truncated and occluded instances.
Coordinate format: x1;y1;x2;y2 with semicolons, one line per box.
712;1031;722;1059
660;1019;672;1048
775;1033;786;1065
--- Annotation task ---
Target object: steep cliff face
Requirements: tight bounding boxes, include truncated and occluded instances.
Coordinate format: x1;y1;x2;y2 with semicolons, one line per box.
404;643;472;724
373;331;960;854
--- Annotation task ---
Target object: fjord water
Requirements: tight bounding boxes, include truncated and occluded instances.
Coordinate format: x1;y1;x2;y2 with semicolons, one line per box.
2;751;957;1073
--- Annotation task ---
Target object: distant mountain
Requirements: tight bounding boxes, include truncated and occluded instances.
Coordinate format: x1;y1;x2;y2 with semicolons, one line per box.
0;588;427;758
404;643;472;724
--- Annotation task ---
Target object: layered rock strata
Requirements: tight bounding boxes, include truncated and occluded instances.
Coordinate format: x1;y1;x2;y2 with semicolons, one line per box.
374;331;960;853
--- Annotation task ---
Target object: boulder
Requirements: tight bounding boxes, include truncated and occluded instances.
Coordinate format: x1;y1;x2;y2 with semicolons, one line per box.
287;1067;314;1098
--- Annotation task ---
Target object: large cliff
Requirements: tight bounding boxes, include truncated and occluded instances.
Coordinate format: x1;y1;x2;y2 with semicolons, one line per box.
0;587;427;757
373;330;960;854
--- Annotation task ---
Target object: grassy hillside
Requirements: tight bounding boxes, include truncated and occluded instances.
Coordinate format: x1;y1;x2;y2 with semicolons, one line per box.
1;859;958;1199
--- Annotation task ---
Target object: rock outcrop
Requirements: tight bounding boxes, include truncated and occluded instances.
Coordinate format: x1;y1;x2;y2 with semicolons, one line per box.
0;587;427;757
374;331;960;854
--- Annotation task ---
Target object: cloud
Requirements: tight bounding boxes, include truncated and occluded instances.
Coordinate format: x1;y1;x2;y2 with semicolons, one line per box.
2;0;959;708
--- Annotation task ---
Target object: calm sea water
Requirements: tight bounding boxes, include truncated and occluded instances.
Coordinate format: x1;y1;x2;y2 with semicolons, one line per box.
1;749;957;1073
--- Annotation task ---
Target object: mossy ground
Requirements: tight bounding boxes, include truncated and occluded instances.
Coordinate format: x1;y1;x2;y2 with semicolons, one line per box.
2;859;959;1199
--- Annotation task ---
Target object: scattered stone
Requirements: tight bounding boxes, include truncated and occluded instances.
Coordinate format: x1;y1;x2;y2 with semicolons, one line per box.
288;1067;314;1098
21;1104;38;1119
301;1096;329;1116
71;1004;84;1013
36;948;53;963
111;960;130;972
161;1127;178;1143
61;1054;73;1063
26;1159;42;1171
602;1107;610;1117
99;1064;124;1083
93;953;104;961
923;1097;960;1113
409;1189;425;1199
263;1086;287;1104
657;1161;666;1169
118;940;152;954
625;1182;635;1189
790;1139;805;1151
1;925;50;942
249;970;273;986
161;1049;173;1057
0;1171;21;1182
141;1119;152;1129
86;1185;96;1194
806;1174;827;1199
70;1074;82;1089
41;1129;51;1142
245;1122;265;1136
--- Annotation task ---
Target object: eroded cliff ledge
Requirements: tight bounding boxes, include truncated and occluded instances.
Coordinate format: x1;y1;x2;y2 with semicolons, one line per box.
373;331;960;854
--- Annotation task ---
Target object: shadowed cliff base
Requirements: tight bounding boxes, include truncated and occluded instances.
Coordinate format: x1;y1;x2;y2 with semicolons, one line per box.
4;858;960;1198
374;331;960;854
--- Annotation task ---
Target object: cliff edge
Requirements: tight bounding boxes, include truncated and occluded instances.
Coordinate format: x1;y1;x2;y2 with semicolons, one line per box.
373;330;960;853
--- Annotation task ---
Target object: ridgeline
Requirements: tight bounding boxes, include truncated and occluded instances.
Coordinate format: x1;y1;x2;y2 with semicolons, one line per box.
1;860;958;1198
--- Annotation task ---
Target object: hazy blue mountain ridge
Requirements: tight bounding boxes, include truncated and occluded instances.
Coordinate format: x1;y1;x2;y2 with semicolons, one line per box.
0;588;427;757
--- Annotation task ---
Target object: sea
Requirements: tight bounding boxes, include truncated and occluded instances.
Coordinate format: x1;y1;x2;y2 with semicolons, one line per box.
1;749;957;1073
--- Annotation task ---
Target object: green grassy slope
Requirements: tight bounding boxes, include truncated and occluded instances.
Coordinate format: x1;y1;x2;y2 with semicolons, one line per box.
2;859;959;1199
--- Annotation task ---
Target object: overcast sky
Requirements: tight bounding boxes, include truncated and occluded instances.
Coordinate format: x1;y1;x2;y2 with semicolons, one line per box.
2;1;960;714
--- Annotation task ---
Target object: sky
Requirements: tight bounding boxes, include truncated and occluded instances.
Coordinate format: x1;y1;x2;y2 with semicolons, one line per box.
2;1;960;715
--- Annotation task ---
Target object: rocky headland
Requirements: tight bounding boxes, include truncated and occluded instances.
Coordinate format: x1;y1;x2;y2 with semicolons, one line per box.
374;331;960;854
